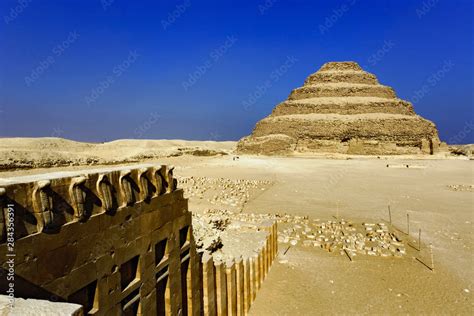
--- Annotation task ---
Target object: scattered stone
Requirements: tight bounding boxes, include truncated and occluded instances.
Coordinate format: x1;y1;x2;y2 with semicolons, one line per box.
268;214;407;259
446;184;474;192
178;176;272;211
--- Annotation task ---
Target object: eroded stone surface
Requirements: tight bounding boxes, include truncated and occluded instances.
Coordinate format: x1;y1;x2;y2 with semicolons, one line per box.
238;61;446;155
0;295;83;316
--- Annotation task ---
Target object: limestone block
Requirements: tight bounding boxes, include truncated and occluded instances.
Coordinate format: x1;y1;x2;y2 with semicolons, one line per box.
138;289;156;316
0;165;199;315
262;243;268;280
266;238;271;274
421;138;431;154
0;295;83;316
202;254;217;316
226;260;237;316
186;246;202;316
235;259;245;316
259;247;264;285
274;222;278;257
215;262;228;316
249;256;257;302
237;61;442;156
242;258;251;314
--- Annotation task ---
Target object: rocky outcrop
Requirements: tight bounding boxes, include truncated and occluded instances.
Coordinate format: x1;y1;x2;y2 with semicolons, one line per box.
238;62;446;155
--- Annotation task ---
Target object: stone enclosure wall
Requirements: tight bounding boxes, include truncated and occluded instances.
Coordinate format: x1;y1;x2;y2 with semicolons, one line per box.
0;164;277;315
0;164;200;315
201;222;278;316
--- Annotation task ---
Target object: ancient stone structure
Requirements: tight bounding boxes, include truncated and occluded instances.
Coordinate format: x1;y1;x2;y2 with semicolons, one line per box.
200;221;277;316
0;164;277;315
0;164;199;315
238;61;446;155
0;295;83;315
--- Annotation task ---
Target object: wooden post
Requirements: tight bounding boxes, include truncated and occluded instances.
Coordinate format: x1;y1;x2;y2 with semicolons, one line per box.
388;204;392;224
418;229;421;251
406;213;410;235
430;243;435;271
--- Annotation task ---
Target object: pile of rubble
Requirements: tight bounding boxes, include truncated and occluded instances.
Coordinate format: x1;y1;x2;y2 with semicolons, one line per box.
278;215;407;258
192;209;408;266
178;176;272;208
179;176;408;262
192;209;272;264
446;184;474;192
202;211;408;258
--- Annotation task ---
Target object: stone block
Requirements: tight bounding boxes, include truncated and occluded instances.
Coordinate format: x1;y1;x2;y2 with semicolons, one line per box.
242;258;251;314
235;259;245;316
202;254;217;316
226;260;237;315
215;262;227;316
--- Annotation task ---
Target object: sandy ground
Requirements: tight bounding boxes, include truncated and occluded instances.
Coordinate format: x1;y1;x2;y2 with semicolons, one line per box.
166;155;473;314
0;138;472;314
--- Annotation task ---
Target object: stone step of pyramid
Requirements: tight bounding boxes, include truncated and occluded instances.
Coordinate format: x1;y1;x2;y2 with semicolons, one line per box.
237;61;445;155
273;97;414;116
289;83;396;100
252;113;438;141
305;70;379;85
319;61;363;71
237;133;437;155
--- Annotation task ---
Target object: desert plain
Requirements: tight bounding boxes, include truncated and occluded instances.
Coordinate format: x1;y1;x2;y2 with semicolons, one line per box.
0;137;472;314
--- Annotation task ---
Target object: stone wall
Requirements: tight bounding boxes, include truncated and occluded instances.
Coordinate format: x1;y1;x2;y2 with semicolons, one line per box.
200;222;278;316
0;294;83;315
0;164;201;315
0;164;277;315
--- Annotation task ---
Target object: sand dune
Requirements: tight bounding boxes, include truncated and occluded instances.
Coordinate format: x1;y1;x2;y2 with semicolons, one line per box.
0;137;236;170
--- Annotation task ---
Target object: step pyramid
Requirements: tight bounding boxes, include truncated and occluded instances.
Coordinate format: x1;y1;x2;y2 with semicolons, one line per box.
237;62;446;155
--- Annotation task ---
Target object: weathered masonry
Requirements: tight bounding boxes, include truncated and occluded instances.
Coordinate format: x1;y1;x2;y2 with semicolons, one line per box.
0;164;278;315
0;164;201;315
238;61;448;155
200;221;278;316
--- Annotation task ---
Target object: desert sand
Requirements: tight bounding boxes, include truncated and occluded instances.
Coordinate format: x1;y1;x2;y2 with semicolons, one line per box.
0;137;472;314
0;137;235;170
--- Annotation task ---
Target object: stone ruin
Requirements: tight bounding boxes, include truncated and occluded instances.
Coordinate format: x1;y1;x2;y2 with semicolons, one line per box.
0;164;277;315
238;61;447;155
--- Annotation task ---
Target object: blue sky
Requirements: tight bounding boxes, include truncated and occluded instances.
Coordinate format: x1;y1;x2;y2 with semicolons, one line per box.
0;0;472;143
